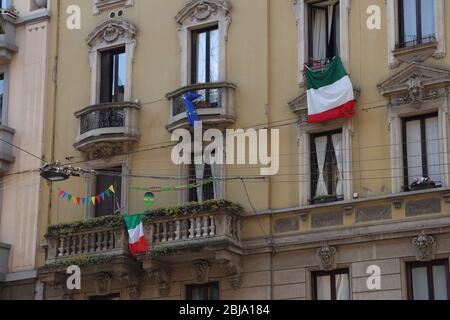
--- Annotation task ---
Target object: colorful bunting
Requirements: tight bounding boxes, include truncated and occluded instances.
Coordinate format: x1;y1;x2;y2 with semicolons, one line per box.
57;185;115;207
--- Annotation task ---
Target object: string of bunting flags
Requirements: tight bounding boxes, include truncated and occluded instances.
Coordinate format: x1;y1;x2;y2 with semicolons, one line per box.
58;185;116;206
56;177;217;207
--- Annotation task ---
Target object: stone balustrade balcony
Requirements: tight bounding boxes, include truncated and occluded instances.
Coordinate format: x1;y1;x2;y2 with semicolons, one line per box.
165;82;237;132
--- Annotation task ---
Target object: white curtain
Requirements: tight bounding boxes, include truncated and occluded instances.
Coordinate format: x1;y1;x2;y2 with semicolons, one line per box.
315;136;329;197
421;0;436;39
195;164;205;201
426;117;441;183
406;120;423;185
335;274;350;300
313;9;327;61
332;133;344;196
210;163;220;199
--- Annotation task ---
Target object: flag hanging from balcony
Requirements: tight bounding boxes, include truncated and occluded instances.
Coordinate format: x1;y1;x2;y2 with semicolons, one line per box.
305;56;356;124
124;214;149;256
183;92;201;127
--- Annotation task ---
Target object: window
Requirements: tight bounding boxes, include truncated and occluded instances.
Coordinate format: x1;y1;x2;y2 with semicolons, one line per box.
188;154;215;203
186;282;219;300
398;0;435;48
308;0;340;65
100;47;126;103
407;260;449;300
402;113;441;190
312;269;350;300
0;73;4;125
95;167;122;217
191;26;219;84
310;130;344;204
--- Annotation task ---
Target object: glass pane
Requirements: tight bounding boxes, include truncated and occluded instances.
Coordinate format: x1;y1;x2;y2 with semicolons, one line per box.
191;287;204;300
116;52;126;102
406;120;423;186
0;73;4;125
402;0;418;44
421;0;435;39
209;29;219;83
335;273;350;300
208;284;219;300
196;32;207;83
432;265;448;300
316;275;332;300
333;3;340;57
311;7;327;61
425;117;441;183
412;267;429;300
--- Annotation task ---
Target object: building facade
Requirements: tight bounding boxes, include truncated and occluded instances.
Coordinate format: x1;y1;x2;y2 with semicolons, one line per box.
0;0;52;300
3;0;450;300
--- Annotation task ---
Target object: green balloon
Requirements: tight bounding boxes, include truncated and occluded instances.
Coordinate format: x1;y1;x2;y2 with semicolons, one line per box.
144;192;155;208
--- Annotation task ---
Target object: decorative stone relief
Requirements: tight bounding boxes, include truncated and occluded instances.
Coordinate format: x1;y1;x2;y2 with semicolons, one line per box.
317;245;337;271
93;0;134;15
95;272;112;296
412;231;436;262
192;260;210;283
222;260;241;290
86;19;137;48
176;0;231;25
147;268;171;297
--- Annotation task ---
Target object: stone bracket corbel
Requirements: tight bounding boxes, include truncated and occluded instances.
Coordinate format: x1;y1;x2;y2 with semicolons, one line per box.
143;261;171;297
216;251;241;290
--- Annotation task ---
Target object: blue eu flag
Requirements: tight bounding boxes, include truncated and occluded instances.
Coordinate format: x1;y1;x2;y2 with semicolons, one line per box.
183;92;201;127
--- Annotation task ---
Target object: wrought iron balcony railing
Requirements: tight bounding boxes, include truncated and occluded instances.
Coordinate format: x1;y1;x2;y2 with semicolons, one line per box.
165;82;237;131
74;101;140;157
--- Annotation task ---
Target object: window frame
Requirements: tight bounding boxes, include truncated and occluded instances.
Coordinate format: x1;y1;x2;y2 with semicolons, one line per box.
186;282;220;300
0;65;11;126
307;0;340;65
94;166;123;217
99;46;126;104
310;129;343;201
312;269;350;300
402;112;439;190
191;25;219;85
397;0;435;48
406;259;450;300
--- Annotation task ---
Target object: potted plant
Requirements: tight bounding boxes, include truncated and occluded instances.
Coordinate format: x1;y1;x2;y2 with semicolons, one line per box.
1;5;19;19
409;177;436;191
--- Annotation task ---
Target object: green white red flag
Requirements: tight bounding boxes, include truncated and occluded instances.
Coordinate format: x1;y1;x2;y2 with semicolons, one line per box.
123;214;148;256
305;56;356;123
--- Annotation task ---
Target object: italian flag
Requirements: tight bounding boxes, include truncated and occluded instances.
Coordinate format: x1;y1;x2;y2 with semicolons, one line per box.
306;57;356;124
123;214;149;256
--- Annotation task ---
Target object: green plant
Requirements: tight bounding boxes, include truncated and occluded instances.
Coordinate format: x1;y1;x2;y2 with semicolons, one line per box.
46;215;123;237
41;255;114;271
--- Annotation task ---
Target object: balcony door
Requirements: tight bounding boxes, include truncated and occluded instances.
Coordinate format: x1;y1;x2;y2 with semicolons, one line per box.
95;167;122;217
100;47;126;103
308;0;340;64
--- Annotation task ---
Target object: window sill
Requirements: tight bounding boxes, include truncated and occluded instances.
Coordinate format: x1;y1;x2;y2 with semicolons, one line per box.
392;41;438;63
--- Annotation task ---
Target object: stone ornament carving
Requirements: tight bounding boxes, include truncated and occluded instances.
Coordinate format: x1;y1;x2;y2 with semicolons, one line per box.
176;0;231;24
222;260;241;290
413;231;436;262
95;272;112;295
377;62;450;108
86;142;129;160
192;260;210;283
93;0;134;15
147;268;171;297
317;245;337;271
86;19;137;48
396;73;439;106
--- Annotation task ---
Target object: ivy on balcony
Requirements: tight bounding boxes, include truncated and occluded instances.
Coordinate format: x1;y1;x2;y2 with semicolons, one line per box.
46;199;242;237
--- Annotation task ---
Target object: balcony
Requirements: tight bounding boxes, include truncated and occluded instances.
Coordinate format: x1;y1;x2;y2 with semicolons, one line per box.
41;200;242;263
0;10;18;63
165;82;237;132
74;101;140;159
0;125;15;173
39;201;243;295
